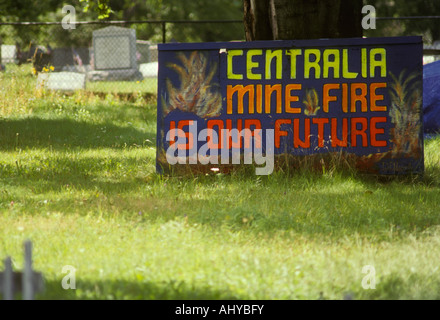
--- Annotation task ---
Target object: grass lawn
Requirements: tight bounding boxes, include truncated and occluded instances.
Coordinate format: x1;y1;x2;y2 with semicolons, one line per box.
1;65;440;300
86;78;157;94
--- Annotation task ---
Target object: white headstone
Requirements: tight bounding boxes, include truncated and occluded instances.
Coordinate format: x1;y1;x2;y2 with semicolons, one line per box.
139;62;158;78
1;45;17;64
36;72;86;91
92;26;137;70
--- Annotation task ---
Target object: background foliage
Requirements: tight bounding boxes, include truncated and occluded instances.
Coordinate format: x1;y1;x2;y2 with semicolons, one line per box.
1;0;439;48
366;0;440;42
0;0;244;47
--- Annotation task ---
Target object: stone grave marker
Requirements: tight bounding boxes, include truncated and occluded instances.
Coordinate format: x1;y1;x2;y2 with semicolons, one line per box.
139;61;158;78
136;40;151;64
51;47;90;71
89;26;142;81
36;72;86;91
1;45;17;64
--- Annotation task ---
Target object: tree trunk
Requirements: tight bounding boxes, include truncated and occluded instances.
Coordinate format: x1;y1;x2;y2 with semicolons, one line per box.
243;0;363;41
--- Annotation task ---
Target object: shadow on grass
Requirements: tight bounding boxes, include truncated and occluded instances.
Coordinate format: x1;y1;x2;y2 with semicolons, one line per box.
38;278;242;300
2;162;440;238
29;271;440;300
145;170;440;238
1;117;439;239
356;272;440;300
0;153;155;199
0;117;155;150
82;102;157;124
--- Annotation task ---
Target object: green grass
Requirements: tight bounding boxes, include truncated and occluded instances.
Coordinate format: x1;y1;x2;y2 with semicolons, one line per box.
1;65;440;300
0;63;157;97
86;79;157;94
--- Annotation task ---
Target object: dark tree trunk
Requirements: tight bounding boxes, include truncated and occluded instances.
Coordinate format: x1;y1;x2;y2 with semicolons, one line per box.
243;0;273;40
243;0;363;41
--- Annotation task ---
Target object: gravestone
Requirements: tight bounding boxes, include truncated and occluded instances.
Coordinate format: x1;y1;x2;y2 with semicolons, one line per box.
51;48;90;72
149;45;158;62
36;72;86;91
89;26;142;81
139;61;158;78
1;45;17;64
136;40;151;64
423;41;440;64
138;43;158;78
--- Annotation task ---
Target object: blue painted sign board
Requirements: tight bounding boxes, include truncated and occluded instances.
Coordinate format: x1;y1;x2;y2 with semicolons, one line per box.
157;37;424;175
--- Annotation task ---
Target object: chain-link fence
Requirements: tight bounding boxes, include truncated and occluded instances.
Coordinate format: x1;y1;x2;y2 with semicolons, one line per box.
364;16;440;64
0;17;438;96
0;20;244;96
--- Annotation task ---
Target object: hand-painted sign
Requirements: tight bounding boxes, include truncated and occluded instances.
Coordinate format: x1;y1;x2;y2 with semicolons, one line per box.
157;37;423;175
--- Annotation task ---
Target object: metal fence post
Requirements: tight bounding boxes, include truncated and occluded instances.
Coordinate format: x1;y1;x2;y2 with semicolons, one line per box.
3;257;14;300
23;240;34;300
162;21;166;43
